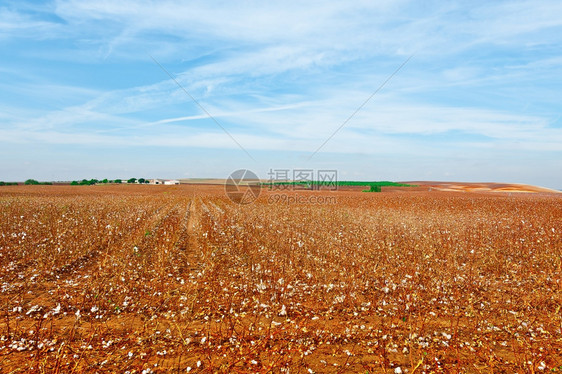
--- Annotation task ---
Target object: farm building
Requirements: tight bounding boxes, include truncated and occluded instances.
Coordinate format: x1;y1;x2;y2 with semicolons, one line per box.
164;179;180;185
150;179;163;185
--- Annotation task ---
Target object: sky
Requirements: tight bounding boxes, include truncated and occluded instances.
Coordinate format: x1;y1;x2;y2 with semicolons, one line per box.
1;0;561;188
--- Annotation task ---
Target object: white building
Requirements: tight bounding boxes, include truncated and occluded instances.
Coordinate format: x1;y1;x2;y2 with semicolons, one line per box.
150;179;163;185
164;179;180;185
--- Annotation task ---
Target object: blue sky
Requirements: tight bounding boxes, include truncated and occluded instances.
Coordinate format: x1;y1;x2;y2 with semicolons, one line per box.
1;0;561;188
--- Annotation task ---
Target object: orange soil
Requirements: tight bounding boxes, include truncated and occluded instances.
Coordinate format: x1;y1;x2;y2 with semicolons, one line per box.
0;185;561;373
402;181;561;194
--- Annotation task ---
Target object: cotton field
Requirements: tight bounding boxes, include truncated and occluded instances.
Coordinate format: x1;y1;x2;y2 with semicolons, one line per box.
0;184;561;373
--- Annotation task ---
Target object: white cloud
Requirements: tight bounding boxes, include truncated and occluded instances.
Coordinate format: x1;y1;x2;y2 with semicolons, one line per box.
1;0;561;186
4;93;560;154
0;7;60;39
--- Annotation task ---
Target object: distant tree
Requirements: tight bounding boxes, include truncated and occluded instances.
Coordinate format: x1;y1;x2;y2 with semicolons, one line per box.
127;178;137;184
25;179;40;185
138;178;146;184
102;179;108;184
0;182;5;186
80;179;89;185
89;179;98;185
114;179;122;184
70;181;79;185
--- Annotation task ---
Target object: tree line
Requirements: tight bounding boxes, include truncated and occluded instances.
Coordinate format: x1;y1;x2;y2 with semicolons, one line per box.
70;178;150;185
0;178;152;186
0;179;53;186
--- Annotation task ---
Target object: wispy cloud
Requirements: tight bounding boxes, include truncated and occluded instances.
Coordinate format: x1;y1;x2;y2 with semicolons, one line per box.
0;6;60;39
1;0;561;187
